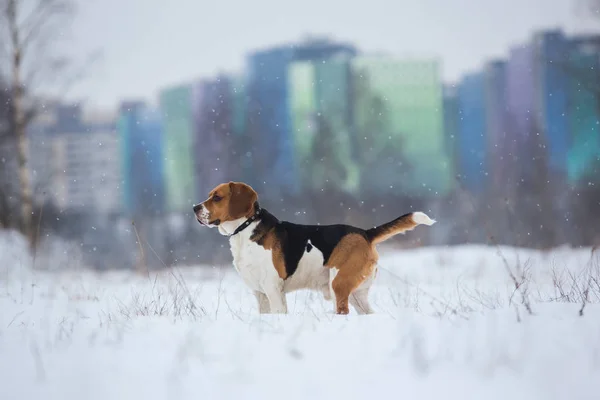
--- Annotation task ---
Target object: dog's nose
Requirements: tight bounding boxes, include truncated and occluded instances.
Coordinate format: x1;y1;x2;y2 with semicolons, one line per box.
193;204;202;214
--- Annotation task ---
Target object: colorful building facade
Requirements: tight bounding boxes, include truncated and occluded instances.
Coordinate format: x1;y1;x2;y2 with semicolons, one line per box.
159;84;195;212
567;37;600;183
49;108;121;213
288;60;318;191
118;101;165;216
506;44;537;178
246;47;295;199
191;76;234;200
484;60;511;189
245;39;357;199
313;58;359;193
533;31;571;178
442;85;460;177
456;72;487;192
288;56;359;194
352;56;451;197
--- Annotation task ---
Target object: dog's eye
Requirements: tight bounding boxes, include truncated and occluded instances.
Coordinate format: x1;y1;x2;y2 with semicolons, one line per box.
213;195;222;202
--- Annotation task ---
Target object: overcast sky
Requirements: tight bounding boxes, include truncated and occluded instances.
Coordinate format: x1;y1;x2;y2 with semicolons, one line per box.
62;0;599;111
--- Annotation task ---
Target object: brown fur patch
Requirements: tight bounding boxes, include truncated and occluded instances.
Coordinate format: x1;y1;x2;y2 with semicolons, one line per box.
228;182;257;219
367;213;420;245
325;233;378;314
200;181;257;224
256;230;288;280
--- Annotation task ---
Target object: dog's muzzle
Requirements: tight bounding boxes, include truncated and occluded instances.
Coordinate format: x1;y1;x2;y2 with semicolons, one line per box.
193;204;208;225
193;204;218;226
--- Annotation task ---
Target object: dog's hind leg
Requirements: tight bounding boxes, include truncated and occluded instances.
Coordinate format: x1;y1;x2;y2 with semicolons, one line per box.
349;265;377;314
326;234;377;315
349;288;374;315
332;263;375;315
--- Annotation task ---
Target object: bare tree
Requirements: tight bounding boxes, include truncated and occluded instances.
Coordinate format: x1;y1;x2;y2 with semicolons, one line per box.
0;0;97;251
0;80;13;228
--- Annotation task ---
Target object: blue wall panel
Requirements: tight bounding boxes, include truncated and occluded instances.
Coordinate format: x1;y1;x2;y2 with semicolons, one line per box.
119;103;165;216
535;31;570;176
457;73;487;192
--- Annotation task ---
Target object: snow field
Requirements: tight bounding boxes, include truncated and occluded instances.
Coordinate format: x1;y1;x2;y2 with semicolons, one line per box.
1;231;600;400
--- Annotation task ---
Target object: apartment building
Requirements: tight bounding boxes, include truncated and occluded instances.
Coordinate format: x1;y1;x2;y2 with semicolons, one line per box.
47;105;121;214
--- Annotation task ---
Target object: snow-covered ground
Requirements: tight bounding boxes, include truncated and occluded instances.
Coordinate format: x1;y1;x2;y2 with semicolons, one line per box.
1;230;600;400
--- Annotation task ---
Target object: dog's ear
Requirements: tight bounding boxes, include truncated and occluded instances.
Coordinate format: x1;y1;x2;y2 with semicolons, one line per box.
228;182;257;219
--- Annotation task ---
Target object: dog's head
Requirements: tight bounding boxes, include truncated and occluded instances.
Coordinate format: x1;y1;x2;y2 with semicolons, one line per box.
193;181;258;229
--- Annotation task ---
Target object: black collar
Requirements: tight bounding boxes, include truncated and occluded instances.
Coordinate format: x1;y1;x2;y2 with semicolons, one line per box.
228;203;262;237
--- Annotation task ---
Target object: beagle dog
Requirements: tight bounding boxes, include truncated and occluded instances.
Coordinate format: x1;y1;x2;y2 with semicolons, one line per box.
193;181;436;315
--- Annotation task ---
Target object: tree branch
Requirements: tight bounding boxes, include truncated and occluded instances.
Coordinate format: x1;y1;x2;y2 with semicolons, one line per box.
20;0;74;53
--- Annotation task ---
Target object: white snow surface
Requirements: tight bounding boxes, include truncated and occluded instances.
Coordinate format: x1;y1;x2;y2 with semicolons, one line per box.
1;231;600;400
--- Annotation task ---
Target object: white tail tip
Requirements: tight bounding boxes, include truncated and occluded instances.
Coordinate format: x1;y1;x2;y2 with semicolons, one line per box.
412;211;436;226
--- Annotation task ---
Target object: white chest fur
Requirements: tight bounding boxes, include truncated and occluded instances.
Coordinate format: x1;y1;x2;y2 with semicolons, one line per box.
219;219;330;296
227;222;280;292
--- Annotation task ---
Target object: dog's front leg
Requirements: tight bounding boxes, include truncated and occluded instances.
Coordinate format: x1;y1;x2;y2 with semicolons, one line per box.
253;291;271;314
264;281;288;314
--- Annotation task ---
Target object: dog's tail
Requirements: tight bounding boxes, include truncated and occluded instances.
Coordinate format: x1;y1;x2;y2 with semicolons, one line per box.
366;212;436;245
